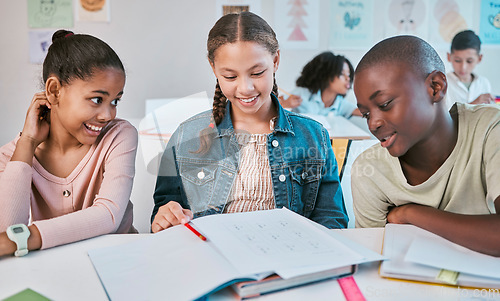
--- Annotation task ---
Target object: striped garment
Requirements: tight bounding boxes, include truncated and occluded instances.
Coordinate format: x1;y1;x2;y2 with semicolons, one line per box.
224;133;276;213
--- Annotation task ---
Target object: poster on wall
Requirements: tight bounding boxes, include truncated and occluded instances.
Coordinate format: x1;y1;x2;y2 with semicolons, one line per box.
27;0;73;28
77;0;110;22
384;0;430;40
215;0;261;19
479;0;500;45
274;0;320;49
29;30;53;64
329;0;374;49
428;0;474;49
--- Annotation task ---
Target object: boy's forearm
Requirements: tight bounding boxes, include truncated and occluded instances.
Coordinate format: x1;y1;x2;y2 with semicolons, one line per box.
400;203;500;257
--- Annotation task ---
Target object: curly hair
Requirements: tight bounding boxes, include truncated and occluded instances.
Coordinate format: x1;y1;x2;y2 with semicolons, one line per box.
296;51;353;95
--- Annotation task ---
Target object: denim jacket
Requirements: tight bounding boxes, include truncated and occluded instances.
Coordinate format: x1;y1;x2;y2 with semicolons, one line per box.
152;95;348;229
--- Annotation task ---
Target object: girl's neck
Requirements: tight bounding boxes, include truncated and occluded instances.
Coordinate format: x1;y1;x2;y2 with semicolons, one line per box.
231;100;277;135
321;88;338;108
43;120;86;155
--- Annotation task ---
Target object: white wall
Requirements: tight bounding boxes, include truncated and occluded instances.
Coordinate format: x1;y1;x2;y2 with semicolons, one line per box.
1;1;498;146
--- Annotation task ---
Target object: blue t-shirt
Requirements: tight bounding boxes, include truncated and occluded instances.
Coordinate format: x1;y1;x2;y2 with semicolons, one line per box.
290;87;357;118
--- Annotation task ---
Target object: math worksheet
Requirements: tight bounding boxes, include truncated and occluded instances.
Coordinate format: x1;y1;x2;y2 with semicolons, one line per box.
193;208;363;277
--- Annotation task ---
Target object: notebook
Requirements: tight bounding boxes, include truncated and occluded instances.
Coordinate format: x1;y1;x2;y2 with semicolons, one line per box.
380;224;500;289
88;208;384;301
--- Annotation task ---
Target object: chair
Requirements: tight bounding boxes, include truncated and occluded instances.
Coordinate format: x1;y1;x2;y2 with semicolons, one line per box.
331;138;352;181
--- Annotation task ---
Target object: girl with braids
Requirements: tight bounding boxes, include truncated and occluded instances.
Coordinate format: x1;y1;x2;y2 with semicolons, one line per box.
0;30;138;257
151;12;348;232
281;51;361;118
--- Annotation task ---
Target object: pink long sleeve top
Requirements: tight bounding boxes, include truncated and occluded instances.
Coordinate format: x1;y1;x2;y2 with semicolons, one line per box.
0;119;138;249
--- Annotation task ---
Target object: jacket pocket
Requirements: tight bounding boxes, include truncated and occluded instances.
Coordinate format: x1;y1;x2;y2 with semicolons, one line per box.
178;162;219;213
288;161;323;213
179;162;217;185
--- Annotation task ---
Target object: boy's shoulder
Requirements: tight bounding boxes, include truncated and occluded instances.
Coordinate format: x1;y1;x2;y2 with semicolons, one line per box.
456;102;500;125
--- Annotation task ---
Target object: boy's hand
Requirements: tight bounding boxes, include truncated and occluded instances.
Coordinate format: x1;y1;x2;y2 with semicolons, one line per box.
471;93;495;105
151;201;193;233
387;204;413;224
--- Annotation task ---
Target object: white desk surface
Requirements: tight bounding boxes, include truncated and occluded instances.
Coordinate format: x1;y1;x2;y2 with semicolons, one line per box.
1;229;497;301
327;115;371;140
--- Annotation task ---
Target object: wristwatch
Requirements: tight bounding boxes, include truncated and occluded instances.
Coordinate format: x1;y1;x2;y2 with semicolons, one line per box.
6;224;30;257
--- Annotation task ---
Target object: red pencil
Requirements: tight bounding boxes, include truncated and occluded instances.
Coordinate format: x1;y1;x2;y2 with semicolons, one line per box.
184;222;207;241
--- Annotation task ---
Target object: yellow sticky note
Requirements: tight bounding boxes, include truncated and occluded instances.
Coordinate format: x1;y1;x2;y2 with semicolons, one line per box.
436;269;459;285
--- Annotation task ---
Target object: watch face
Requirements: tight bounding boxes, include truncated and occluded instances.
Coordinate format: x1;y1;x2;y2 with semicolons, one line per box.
13;226;24;233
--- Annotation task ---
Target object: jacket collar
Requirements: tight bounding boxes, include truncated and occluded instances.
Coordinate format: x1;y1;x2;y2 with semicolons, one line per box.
216;94;295;137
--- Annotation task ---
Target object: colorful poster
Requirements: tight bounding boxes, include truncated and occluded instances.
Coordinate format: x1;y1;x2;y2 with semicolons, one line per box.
77;0;110;22
215;0;261;19
384;0;430;40
29;30;53;64
428;0;474;49
274;0;320;49
479;0;500;45
329;0;374;49
27;0;73;28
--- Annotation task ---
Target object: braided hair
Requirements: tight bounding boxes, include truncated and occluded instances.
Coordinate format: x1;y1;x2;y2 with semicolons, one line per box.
194;12;279;154
207;12;279;125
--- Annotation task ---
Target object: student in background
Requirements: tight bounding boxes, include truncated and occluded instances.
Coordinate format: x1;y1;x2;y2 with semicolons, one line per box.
352;35;500;256
445;30;494;109
0;30;138;257
151;12;348;232
279;51;361;118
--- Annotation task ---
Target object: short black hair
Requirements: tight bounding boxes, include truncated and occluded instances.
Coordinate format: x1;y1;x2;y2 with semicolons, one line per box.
355;35;444;80
450;30;481;53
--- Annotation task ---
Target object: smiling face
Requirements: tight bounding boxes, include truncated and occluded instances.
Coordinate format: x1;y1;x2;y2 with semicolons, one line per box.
354;62;438;158
210;41;279;121
50;68;125;146
447;48;482;83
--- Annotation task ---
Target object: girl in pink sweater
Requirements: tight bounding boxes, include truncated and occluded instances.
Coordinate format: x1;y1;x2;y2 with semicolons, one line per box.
0;30;138;257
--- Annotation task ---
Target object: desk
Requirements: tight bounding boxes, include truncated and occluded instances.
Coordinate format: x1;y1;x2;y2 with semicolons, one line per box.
1;229;496;301
327;115;371;140
300;113;371;140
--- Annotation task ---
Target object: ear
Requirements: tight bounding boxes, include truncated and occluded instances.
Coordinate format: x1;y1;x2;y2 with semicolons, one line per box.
426;71;447;103
447;52;451;62
478;53;483;63
45;76;62;105
273;50;280;73
208;59;216;76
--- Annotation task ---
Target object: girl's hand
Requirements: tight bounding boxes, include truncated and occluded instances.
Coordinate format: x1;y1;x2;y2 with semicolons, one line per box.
278;94;302;109
151;201;194;233
20;92;51;148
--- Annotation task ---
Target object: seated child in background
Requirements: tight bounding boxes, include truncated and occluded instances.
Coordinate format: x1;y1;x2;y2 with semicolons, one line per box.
445;30;494;110
351;35;500;256
0;30;138;257
279;51;361;118
151;12;348;233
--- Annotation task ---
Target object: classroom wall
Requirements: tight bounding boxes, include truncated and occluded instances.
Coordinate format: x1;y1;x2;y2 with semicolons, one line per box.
1;0;498;146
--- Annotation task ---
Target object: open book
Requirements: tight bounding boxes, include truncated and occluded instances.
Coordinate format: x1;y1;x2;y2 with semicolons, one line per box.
381;224;500;289
88;208;384;301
